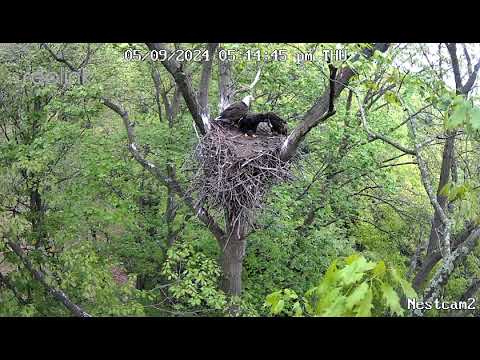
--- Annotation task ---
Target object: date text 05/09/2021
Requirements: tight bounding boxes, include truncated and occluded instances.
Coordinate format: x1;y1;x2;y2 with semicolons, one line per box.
123;48;349;64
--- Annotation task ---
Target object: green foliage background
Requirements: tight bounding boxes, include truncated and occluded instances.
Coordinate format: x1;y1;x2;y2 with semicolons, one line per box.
1;43;480;317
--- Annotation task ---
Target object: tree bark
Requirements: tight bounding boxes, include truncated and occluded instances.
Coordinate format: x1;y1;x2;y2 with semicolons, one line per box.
220;238;247;298
218;48;233;112
198;43;219;120
220;209;248;306
416;227;480;315
413;221;474;291
279;43;390;161
426;133;456;255
30;187;47;249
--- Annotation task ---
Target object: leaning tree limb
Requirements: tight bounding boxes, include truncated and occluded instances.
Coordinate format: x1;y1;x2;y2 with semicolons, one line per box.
409;115;452;258
448;278;480;316
146;43;211;135
460;278;480;302
101;97;226;244
150;64;181;128
279;43;390;162
4;239;91;317
413;227;480;316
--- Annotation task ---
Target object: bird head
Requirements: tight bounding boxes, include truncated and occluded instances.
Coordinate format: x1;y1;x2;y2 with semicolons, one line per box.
242;95;255;107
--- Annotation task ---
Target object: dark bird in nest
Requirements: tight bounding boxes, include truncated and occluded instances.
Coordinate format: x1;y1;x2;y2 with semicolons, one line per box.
238;112;268;137
215;95;254;125
239;112;289;138
265;112;288;136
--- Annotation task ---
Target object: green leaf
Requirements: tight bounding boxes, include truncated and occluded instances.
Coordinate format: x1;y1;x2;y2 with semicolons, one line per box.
345;282;370;310
452;184;468;201
399;279;417;300
345;254;359;265
272;299;285;314
451;95;465;107
321;293;348;317
364;80;378;91
323;259;339;283
314;286;342;314
339;256;376;286
439;182;452;197
384;91;401;106
381;283;404;316
470;106;480;130
389;267;402;284
355;288;374;317
292;301;303;317
389;268;417;300
447;100;471;129
284;288;298;300
372;261;386;278
266;291;281;306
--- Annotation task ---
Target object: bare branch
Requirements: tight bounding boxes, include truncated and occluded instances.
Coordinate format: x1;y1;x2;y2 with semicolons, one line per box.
462;57;480;93
146;43;207;134
41;43;92;79
5;239;91;317
249;67;262;90
230;66;264;100
150;64;176;127
150;64;164;123
354;90;417;156
279;43;390;162
388;104;432;133
412;221;475;290
280;61;338;161
41;43;78;72
460;278;480;302
449;43;480;94
407;231;427;279
462;44;473;77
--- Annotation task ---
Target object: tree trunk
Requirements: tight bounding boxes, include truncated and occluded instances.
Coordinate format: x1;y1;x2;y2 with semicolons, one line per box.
220;237;247;297
30;187;46;249
220;210;248;314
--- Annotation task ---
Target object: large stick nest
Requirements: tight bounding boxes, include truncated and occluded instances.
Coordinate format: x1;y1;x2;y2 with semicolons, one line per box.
191;121;297;228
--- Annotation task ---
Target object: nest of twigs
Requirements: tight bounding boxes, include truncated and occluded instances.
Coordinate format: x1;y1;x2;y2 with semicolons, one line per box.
191;121;296;230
